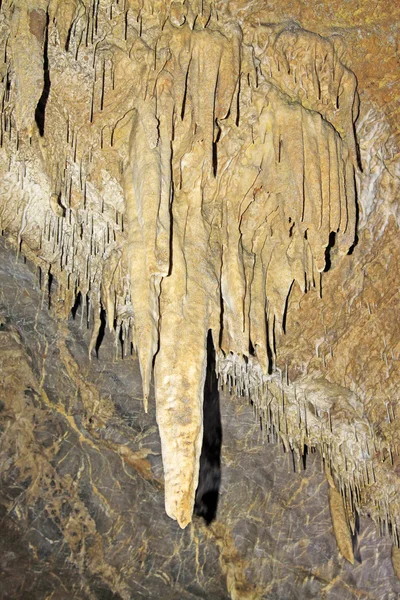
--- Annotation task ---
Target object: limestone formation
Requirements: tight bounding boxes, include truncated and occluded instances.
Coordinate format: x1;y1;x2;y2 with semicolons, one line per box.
0;0;399;577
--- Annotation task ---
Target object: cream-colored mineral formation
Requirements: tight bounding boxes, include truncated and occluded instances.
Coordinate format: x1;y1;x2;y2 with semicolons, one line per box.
0;0;398;538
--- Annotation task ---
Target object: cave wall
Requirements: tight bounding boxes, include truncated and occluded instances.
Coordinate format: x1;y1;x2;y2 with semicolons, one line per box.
1;235;399;600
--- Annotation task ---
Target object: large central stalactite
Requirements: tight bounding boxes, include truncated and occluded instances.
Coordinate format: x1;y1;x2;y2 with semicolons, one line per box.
122;6;358;527
2;0;398;543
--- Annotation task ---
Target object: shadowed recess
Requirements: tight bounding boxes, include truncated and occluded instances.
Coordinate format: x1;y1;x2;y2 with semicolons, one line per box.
194;331;222;525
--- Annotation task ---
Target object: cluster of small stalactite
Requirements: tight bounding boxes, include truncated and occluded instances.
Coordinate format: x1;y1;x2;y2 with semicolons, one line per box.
217;351;400;547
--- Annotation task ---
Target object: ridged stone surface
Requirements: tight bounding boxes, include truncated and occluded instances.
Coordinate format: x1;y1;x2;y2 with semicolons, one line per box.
1;236;399;600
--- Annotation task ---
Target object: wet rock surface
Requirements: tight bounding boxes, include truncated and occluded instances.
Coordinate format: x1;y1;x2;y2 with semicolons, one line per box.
1;237;399;599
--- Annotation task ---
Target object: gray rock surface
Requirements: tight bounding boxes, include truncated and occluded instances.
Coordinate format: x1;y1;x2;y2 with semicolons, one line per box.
0;235;399;599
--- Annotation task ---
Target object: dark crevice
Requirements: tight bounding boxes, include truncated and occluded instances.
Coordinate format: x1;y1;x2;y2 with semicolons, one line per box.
212;121;221;178
47;270;53;309
301;444;309;469
194;330;222;525
65;21;74;52
265;311;274;375
118;326;124;358
352;87;362;173
95;307;107;358
352;511;362;563
167;180;174;277
323;231;336;272
249;339;256;357
354;127;363;173
35;11;50;137
180;60;191;120
347;171;360;255
71;292;82;319
235;76;241;127
218;289;224;350
282;279;294;334
212;139;218;177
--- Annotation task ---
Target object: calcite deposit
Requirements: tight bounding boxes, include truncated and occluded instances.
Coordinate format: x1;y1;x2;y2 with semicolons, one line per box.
0;0;399;596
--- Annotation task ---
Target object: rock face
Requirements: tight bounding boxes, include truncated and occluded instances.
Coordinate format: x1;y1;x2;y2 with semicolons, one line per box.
0;0;399;598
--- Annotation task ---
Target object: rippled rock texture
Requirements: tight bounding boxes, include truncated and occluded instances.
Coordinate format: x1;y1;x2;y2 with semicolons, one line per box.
0;236;399;600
